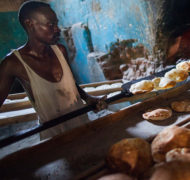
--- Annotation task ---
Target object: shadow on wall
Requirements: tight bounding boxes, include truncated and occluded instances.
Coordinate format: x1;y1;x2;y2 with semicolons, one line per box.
153;0;190;65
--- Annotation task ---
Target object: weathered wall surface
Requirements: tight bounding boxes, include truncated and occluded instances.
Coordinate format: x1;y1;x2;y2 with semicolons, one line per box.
51;0;152;52
0;12;27;60
50;0;153;83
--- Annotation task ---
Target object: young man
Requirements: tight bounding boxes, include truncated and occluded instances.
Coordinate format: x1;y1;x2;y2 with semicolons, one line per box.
0;1;106;139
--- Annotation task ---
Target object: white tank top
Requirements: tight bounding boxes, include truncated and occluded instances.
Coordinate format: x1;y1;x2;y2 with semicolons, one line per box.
13;45;89;139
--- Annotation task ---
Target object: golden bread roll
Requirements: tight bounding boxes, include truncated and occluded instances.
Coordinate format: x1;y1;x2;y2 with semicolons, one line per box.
164;68;188;82
152;77;160;89
171;100;190;112
151;125;190;162
150;161;190;180
152;77;176;90
97;173;134;180
166;148;190;162
176;61;190;72
142;107;172;121
107;138;152;176
159;77;176;89
129;80;154;94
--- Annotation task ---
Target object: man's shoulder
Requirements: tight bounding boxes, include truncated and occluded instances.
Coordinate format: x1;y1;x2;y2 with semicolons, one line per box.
56;44;67;54
55;44;70;62
2;52;17;64
1;51;21;70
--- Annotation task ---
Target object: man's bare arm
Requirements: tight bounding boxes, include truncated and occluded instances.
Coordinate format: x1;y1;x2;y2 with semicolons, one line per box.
166;36;182;65
0;58;15;107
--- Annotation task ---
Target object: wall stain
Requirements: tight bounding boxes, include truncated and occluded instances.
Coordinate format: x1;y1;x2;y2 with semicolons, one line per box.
91;0;101;12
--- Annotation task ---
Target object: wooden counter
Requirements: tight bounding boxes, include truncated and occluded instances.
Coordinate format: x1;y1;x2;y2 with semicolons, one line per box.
1;81;190;180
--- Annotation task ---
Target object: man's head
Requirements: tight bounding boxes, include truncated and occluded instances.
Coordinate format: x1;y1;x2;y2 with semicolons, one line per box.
18;1;60;45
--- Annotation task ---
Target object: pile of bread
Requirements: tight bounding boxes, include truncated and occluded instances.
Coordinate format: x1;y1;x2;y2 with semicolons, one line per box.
141;98;190;121
97;61;190;180
129;61;190;95
98;125;190;180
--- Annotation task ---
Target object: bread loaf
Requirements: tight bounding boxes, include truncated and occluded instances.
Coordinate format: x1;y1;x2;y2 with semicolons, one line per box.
164;68;188;82
150;161;190;180
151;125;190;162
129;80;154;94
166;148;190;162
152;77;176;90
171;100;190;112
107;138;152;176
176;61;190;72
97;173;135;180
142;107;172;121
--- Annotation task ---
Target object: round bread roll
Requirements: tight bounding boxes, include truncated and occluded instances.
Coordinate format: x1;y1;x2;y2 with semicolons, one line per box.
151;125;190;162
106;138;152;176
176;61;190;72
152;77;176;90
164;68;188;82
129;80;154;94
171;100;190;112
166;148;190;162
150;161;190;180
158;77;176;89
142;107;172;121
152;77;160;89
97;173;134;180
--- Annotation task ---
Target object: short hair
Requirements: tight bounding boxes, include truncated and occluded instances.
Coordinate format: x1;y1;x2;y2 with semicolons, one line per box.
18;1;50;28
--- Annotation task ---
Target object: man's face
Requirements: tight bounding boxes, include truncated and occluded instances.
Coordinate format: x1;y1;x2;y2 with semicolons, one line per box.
29;7;61;45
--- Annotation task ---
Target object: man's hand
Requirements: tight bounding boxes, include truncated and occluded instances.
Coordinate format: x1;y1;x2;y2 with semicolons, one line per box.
76;83;108;111
86;95;108;112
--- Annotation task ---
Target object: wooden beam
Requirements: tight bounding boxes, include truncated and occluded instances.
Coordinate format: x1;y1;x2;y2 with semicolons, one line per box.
0;112;37;126
0;101;32;113
7;92;27;100
80;79;122;88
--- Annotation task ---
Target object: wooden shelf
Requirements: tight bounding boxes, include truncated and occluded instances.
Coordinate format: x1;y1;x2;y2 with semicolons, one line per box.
0;80;123;126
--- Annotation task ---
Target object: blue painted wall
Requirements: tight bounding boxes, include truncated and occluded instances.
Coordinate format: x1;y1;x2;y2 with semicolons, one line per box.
51;0;150;51
0;0;151;84
50;0;151;83
0;12;27;60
